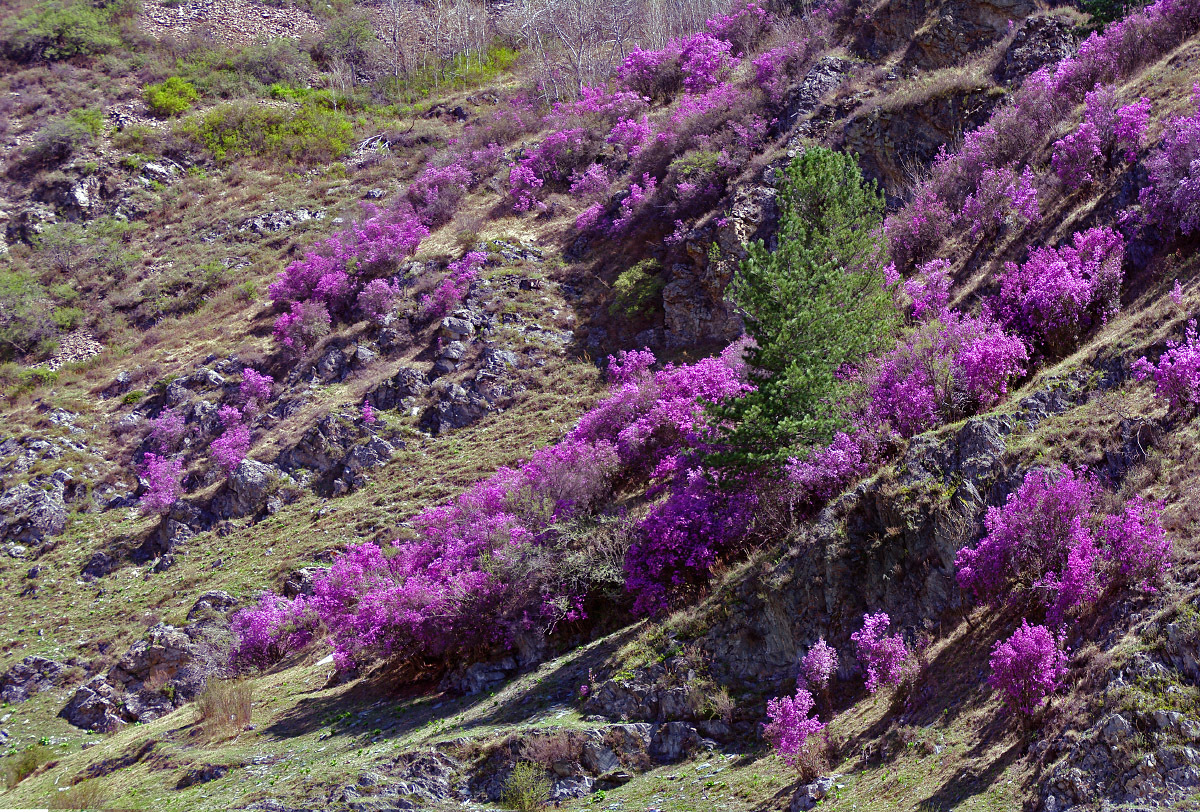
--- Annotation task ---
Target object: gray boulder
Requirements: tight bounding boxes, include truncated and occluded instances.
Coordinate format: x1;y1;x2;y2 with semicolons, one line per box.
0;481;68;546
213;459;280;519
59;675;129;733
650;722;700;762
187;590;240;621
0;655;66;703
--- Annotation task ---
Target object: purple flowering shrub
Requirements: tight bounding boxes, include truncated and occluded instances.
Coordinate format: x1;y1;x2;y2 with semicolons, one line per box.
801;638;839;691
272;300;331;354
851;612;910;694
268;203;426;350
763;687;824;767
884;186;953;273
624;468;759;615
902;259;953;323
255;341;755;668
957;164;1040;239
786;430;878;508
1139;93;1200;238
752;41;808;103
706;1;772;53
988;620;1068;718
1101;497;1172;590
507;128;598;213
956;465;1171;622
407;163;473;226
420;251;486;319
996;226;1124;354
230;593;319;670
858;313;1028;438
1052;122;1102;190
149;409;187;452
356;277;402;323
1132;319;1200;413
240;368;273;408
607;116;655;158
139;452;184;515
210;407;251;476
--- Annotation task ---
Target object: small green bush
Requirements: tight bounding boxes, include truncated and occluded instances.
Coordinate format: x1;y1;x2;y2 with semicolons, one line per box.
181;101;355;164
0;270;55;361
51;306;85;330
23;116;96;167
501;762;550;812
145;77;199;118
121;389;145;405
1;1;122;62
3;744;51;789
610;259;665;318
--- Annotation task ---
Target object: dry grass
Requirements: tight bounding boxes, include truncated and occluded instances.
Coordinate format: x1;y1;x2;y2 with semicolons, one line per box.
47;778;107;809
195;679;253;738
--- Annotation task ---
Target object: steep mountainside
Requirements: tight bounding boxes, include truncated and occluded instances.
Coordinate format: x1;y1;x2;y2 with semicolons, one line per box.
1;0;1199;809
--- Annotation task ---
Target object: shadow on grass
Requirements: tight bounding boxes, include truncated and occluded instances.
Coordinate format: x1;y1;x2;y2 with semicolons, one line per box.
260;622;644;745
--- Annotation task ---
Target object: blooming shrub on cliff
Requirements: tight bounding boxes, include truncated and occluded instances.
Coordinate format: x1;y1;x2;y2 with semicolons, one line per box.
996;226;1124;354
989;620;1068;718
851;612;910;694
1132;319;1200;412
139;452;184;515
764;687;824;767
231;593;319;670
956;465;1171;622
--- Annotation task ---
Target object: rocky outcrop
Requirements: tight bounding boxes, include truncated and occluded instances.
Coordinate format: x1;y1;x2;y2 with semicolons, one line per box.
0;475;69;548
211;459;291;519
855;0;1036;70
275;412;405;494
995;14;1079;85
696;363;1128;686
843;86;1003;198
0;655;67;703
1042;648;1200;811
60;602;234;731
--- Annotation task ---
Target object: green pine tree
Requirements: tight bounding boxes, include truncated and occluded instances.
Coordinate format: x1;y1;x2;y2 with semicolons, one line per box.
710;147;897;470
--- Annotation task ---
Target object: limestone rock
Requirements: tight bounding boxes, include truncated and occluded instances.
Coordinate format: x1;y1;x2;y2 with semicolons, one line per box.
0;655;66;703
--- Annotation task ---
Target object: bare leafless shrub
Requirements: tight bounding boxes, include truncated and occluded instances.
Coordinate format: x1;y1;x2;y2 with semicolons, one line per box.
195;679;252;737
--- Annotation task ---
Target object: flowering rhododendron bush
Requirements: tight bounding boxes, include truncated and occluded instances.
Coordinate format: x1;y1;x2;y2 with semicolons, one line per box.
139;452;185;515
995;226;1124;354
1132;319;1200;413
233;343;754;668
988;620;1068;717
955;465;1171;623
1139;89;1200;238
763;687;824;767
851;612;910;694
230;593;320;671
801;638;839;690
268;203;427;350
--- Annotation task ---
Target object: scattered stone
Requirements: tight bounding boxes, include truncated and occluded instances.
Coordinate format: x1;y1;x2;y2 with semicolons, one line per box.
0;655;67;703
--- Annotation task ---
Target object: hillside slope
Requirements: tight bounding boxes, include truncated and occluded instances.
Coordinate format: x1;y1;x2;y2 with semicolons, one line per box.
1;0;1199;809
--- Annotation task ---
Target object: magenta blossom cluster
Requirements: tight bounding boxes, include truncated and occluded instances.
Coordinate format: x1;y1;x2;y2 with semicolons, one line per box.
1133;319;1200;413
851;612;910;694
763;687;824;767
240;367;273;408
210;410;251;476
706;1;772;53
801;638;839;691
786;430;878;508
625;466;758;615
1139;95;1200;238
149;408;187;452
956;465;1171;623
618;32;734;99
507;128;594;212
752;41;805;103
268;203;426;350
420;251;486;319
884;187;954;273
859;312;1028;438
230;593;319;671
958;164;1040;239
139;452;184;515
995;226;1124;354
988;620;1068;717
